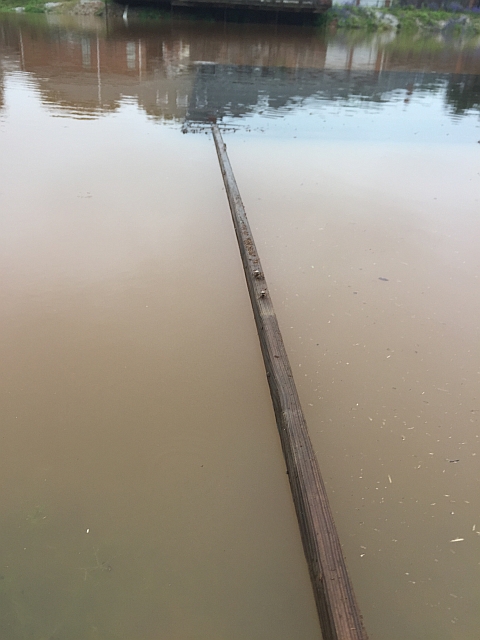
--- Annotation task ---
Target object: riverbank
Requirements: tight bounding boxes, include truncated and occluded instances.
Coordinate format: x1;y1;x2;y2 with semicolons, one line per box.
326;5;480;34
2;0;480;36
0;0;103;15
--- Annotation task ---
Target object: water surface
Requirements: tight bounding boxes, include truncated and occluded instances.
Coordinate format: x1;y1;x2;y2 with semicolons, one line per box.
1;13;479;640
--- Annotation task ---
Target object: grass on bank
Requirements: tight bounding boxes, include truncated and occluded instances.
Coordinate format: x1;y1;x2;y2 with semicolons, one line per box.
0;0;98;12
325;4;480;34
0;0;44;12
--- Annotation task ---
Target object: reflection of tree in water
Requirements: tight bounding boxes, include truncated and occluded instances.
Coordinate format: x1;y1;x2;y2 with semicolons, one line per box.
445;73;480;115
187;65;454;123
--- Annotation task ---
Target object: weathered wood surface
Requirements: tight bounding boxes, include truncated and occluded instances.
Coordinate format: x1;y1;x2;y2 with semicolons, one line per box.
212;124;368;640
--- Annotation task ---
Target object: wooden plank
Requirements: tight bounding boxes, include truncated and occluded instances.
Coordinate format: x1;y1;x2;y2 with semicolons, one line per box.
212;124;368;640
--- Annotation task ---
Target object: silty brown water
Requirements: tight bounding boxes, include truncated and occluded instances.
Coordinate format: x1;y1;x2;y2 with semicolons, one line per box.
0;13;479;640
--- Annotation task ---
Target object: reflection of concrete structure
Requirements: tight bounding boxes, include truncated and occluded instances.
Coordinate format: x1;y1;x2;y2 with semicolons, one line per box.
9;22;194;119
324;35;396;72
0;15;479;121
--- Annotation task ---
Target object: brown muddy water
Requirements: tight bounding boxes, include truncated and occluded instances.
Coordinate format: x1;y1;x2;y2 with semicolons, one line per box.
1;12;480;640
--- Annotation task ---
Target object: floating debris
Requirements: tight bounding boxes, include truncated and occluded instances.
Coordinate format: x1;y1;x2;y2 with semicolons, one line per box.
450;538;464;543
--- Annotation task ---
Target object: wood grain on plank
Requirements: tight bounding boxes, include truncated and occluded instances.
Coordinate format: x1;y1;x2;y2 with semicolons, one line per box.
212;125;368;640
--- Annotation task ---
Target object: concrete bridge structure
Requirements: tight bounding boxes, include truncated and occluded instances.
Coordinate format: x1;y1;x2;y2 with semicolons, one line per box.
169;0;331;14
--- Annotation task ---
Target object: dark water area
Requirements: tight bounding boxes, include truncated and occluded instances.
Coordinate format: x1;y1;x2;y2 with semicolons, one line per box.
1;12;480;640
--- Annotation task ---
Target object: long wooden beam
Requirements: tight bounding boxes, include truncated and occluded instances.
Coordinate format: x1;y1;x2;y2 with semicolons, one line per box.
212;124;368;640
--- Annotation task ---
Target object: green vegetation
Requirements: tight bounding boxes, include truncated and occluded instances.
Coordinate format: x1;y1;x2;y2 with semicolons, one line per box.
0;0;99;13
325;4;480;35
0;0;45;13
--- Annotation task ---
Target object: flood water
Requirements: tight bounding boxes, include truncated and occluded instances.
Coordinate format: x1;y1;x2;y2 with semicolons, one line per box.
1;11;479;640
